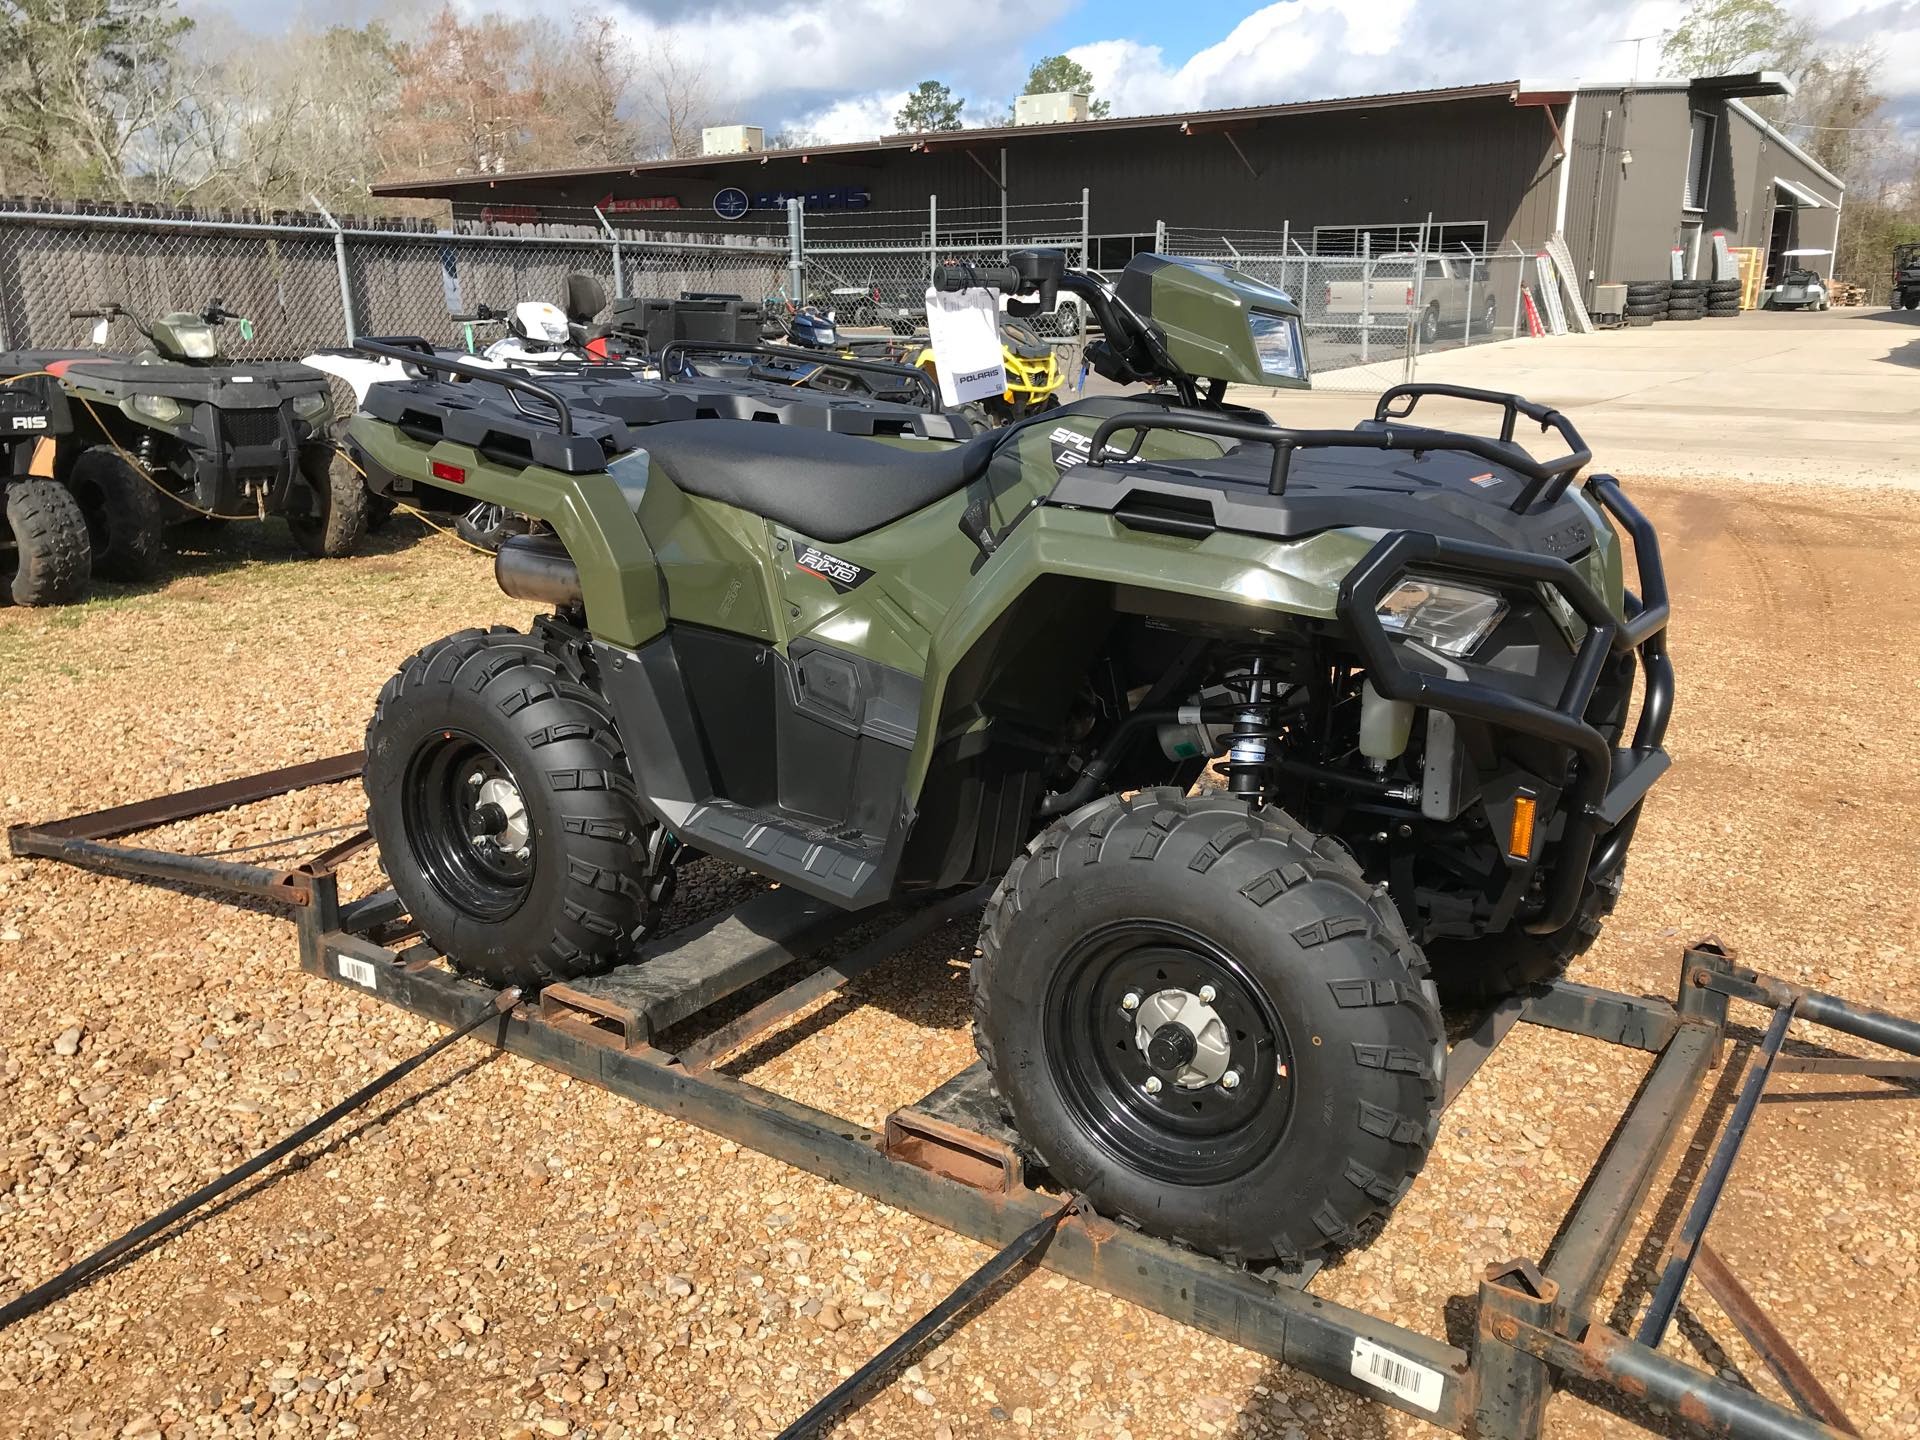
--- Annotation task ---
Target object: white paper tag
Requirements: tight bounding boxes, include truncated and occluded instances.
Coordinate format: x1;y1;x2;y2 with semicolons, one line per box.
1349;1337;1444;1413
337;954;378;990
923;286;1006;406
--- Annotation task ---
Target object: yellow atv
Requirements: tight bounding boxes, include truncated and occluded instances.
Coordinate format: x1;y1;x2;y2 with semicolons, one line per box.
868;317;1066;427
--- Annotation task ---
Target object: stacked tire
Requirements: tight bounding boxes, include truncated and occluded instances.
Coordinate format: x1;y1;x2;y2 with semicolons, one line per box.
1666;280;1707;322
1707;278;1742;317
1624;280;1667;327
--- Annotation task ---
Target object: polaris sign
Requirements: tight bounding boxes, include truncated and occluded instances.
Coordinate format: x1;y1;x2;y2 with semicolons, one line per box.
750;188;871;213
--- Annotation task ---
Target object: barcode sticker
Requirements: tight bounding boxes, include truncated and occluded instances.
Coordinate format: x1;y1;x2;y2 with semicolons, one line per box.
1350;1337;1444;1412
337;955;378;990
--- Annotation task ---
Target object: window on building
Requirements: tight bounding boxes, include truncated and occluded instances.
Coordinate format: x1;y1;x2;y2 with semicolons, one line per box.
1685;111;1715;211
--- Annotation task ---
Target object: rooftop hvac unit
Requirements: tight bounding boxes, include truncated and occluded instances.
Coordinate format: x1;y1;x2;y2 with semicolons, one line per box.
1014;92;1090;126
702;125;765;156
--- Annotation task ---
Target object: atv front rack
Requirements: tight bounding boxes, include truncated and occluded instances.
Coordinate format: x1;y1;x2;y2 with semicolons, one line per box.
1087;380;1591;509
12;756;1919;1440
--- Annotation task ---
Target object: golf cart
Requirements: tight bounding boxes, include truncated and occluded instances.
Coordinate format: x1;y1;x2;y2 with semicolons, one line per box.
344;248;1671;1266
0;300;366;579
1765;251;1832;311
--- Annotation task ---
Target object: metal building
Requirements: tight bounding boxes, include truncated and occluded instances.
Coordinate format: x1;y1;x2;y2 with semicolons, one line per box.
374;74;1843;297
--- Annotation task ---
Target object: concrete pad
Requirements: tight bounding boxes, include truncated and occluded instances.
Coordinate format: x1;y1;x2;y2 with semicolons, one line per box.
1233;306;1920;486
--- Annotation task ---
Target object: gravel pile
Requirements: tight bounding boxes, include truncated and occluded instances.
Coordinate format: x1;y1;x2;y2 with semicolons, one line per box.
1;486;1917;1439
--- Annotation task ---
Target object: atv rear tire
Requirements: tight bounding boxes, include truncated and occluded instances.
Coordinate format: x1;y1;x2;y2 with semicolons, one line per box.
973;790;1443;1265
364;628;657;992
289;446;369;558
67;447;165;581
5;478;92;605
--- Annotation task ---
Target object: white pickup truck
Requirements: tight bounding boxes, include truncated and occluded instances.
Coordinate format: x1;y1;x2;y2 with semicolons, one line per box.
1322;255;1497;342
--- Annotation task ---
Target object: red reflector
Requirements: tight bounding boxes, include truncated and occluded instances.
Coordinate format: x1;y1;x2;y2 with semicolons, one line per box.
430;460;466;484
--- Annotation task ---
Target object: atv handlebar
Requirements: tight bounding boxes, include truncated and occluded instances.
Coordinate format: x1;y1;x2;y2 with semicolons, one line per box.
932;262;1022;294
352;336;576;436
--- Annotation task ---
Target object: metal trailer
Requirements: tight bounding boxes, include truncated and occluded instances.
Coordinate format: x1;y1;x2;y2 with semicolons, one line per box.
11;756;1920;1440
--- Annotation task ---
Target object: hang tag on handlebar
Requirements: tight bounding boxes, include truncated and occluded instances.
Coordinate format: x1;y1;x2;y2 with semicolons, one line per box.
237;318;255;342
923;286;1005;407
90;319;110;346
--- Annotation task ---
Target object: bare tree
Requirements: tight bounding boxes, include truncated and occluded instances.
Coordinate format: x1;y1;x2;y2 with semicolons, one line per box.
638;36;711;158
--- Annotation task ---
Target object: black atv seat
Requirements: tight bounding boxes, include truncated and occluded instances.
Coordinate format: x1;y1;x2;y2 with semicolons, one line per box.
639;420;998;542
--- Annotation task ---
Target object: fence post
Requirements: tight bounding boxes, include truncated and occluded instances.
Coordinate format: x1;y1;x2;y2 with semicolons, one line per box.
310;196;356;345
787;198;805;304
1080;188;1090;270
1155;218;1167;254
1359;232;1371;368
594;207;625;300
928;194;938;280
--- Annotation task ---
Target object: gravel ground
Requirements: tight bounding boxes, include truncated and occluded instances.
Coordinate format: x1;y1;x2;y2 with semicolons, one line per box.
1;482;1917;1440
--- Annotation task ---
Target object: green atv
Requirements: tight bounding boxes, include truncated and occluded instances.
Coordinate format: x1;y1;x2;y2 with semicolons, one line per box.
348;249;1672;1264
7;300;363;580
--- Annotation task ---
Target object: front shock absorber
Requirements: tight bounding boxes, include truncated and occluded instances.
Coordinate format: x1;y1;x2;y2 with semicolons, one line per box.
1219;654;1281;800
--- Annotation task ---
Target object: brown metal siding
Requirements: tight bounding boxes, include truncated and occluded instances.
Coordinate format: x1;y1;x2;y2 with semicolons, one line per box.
427;94;1563;250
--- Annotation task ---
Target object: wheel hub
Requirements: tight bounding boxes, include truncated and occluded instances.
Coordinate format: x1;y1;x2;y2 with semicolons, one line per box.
1133;987;1232;1089
469;774;529;857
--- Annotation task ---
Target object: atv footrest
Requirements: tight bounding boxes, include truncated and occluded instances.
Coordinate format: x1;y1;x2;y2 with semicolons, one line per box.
540;886;861;1048
677;799;890;907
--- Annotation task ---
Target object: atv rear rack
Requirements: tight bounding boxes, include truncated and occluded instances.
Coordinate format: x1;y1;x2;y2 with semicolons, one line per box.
11;758;1918;1440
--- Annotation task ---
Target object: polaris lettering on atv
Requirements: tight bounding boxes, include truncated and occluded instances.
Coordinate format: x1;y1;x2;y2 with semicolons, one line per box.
1048;425;1133;473
6;412;48;430
794;545;872;594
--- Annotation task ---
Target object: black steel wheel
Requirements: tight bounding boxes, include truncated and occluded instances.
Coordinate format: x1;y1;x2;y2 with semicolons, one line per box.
1044;920;1296;1187
974;790;1443;1264
365;627;658;991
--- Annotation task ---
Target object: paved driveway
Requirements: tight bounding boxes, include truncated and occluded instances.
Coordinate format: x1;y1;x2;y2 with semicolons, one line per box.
1236;306;1920;486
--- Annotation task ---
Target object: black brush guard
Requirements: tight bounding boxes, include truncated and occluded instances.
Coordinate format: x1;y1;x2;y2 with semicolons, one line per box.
1088;384;1669;938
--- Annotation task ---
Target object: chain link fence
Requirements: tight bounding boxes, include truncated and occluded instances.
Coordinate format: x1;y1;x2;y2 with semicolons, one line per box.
1162;227;1535;392
0;197;1548;404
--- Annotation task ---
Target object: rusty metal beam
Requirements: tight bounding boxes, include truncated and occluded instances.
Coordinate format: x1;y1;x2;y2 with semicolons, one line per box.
1693;1242;1858;1434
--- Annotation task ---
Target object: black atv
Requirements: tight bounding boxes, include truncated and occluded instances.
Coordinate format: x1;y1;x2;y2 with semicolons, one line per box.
0;368;89;605
2;300;366;581
1893;241;1920;310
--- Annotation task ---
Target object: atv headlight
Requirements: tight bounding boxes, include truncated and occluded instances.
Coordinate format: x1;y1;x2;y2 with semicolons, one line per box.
176;329;219;360
1375;577;1508;657
130;392;185;424
290;393;330;425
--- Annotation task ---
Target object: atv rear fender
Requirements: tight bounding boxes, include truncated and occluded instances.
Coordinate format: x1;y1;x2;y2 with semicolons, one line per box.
347;415;667;648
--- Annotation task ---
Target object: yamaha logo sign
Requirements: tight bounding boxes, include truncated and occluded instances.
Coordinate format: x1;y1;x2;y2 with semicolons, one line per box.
713;187;751;221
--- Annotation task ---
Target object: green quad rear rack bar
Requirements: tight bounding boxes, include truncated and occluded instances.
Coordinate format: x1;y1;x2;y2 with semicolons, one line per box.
11;758;1918;1440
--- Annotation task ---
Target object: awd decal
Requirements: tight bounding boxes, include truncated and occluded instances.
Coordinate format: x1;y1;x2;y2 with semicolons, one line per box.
793;544;873;594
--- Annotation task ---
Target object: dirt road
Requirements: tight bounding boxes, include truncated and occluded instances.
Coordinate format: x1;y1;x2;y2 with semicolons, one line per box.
1;477;1916;1440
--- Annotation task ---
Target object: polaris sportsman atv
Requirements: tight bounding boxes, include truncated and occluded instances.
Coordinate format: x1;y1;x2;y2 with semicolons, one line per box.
2;300;365;579
349;250;1671;1265
0;368;90;605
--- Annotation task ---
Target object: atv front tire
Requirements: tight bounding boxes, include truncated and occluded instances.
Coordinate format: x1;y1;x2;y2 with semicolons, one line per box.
289;446;369;558
67;447;165;581
364;628;657;992
5;479;92;605
973;790;1443;1265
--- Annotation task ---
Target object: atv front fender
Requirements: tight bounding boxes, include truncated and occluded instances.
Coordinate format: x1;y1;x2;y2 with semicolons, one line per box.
347;417;666;649
907;506;1375;797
